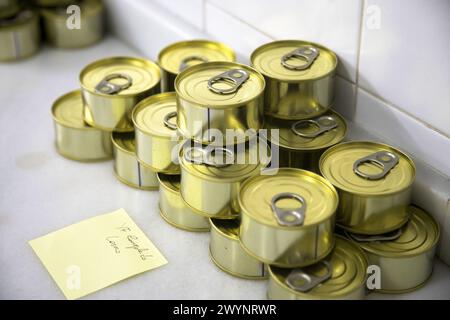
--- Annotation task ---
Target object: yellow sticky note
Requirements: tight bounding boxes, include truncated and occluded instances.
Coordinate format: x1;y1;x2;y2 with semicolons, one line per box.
29;208;167;300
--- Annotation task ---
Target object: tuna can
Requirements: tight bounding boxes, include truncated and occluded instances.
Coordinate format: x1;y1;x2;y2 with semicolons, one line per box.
345;205;440;293
40;0;104;48
251;40;337;120
0;9;40;61
112;131;159;190
158;40;235;92
157;173;209;232
239;168;338;267
319;141;416;235
267;236;368;300
264;109;346;172
80;56;161;132
179;139;270;219
132;92;181;174
0;0;20;19
209;218;267;279
175;61;265;146
51;90;112;161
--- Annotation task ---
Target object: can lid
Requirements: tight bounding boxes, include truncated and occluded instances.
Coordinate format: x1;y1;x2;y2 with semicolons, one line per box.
251;40;337;82
346;205;440;258
269;236;367;298
320;141;415;195
158;40;235;75
239;168;338;228
157;173;181;193
52;90;94;130
132;92;179;138
265;110;347;150
80;57;160;96
175;61;265;108
112;131;136;155
210;218;240;240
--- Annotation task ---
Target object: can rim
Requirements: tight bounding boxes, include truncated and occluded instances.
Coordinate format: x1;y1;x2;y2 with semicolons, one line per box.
209;218;239;240
250;39;338;83
40;0;103;19
179;191;239;219
136;156;181;175
111;132;137;156
159;207;210;232
156;172;181;194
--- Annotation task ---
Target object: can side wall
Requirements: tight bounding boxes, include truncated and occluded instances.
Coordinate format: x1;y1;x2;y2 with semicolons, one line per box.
0;16;40;61
114;147;158;189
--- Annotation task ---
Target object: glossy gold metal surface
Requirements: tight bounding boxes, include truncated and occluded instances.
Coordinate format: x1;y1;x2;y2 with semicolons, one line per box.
158;173;209;232
52;90;112;161
239;168;338;267
132;92;181;174
0;10;40;61
345;206;439;293
175;61;265;146
320;141;416;234
112;132;159;190
0;0;20;19
40;0;104;48
158;40;235;92
80;56;161;132
268;236;368;300
251;40;337;120
209;218;267;279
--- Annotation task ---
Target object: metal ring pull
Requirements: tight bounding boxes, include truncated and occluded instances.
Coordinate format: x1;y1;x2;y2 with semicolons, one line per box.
271;193;306;227
179;55;208;72
207;69;249;95
291;115;338;138
281;46;319;71
353;151;399;180
286;261;332;293
163;111;177;130
95;73;133;95
184;147;234;167
346;229;403;242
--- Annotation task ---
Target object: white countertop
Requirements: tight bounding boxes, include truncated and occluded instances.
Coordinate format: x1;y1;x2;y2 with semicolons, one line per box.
1;37;449;300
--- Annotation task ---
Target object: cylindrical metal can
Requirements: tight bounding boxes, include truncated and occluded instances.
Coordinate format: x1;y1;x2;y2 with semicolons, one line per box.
112;131;159;190
132;92;181;174
319;141;416;235
157;173;209;232
80;56;161;132
175;61;265;146
179;139;270;219
251;40;337;120
264;109;346;172
40;0;104;48
239;168;338;267
0;0;20;19
51;90;112;161
267;236;368;300
209;218;267;279
0;10;40;61
158;40;236;92
345;205;440;293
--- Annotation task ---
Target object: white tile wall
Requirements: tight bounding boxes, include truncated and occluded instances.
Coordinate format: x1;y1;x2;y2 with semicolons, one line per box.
152;0;204;30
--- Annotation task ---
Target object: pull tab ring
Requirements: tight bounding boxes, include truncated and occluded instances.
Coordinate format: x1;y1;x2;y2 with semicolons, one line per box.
346;229;403;242
205;147;235;167
163;111;177;130
207;69;249;94
281;46;319;71
95;73;132;95
286;261;332;292
179;55;208;72
184;146;234;167
271;193;306;227
291;115;338;138
353;151;399;180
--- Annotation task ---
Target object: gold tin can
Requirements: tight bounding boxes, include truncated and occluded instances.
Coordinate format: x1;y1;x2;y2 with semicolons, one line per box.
179;139;270;219
345;205;440;293
264;109;346;172
320;141;416;235
268;236;368;300
0;10;40;62
0;0;20;19
112;131;159;190
157;173;209;232
132;92;181;174
175;61;265;146
158;40;236;92
80;56;161;132
251;40;337;120
51;90;112;161
40;0;104;48
32;0;73;7
209;218;267;279
239;168;338;267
